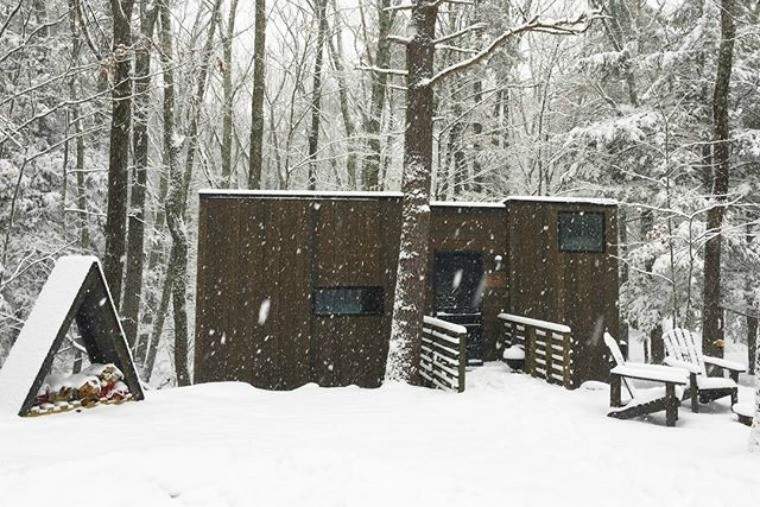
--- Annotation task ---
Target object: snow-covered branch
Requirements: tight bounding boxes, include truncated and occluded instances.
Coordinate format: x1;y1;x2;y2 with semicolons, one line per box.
433;23;488;45
355;65;408;76
423;12;601;88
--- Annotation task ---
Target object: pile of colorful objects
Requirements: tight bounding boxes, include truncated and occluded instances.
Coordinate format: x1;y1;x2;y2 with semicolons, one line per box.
30;363;132;416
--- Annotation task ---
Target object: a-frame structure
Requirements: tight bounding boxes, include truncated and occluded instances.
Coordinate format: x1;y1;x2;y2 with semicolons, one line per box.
0;256;144;416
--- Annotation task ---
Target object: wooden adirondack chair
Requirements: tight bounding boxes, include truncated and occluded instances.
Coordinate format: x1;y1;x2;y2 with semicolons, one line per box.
662;328;745;412
604;333;688;427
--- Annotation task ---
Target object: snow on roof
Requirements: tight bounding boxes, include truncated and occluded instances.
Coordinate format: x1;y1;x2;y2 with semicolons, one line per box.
505;196;617;206
0;256;99;416
199;189;404;199
430;201;505;209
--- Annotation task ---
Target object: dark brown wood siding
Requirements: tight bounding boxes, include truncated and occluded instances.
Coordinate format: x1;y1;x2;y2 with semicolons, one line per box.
196;194;618;389
507;201;620;384
428;206;508;360
195;194;401;389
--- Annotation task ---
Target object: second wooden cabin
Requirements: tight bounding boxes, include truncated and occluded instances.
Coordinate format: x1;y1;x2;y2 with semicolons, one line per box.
194;190;619;390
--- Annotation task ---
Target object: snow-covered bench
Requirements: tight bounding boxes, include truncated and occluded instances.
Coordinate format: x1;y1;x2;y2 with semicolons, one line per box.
662;328;745;412
605;333;689;427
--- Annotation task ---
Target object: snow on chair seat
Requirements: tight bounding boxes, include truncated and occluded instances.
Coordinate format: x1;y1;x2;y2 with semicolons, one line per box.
662;327;744;413
604;332;688;427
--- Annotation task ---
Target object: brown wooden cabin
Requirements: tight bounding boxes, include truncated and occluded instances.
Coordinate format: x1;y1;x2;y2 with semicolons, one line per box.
194;190;619;390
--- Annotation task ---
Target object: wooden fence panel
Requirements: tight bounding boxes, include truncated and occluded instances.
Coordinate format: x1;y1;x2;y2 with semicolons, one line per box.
498;313;575;389
420;316;467;393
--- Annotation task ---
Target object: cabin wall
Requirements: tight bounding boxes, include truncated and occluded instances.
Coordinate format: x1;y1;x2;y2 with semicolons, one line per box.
195;195;400;390
428;207;508;360
507;201;620;384
196;194;619;390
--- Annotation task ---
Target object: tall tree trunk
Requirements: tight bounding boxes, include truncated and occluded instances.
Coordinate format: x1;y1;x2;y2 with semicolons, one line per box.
307;0;328;190
751;346;760;451
164;0;223;386
747;223;757;376
327;0;358;189
702;0;736;358
247;0;267;189
122;0;158;350
363;0;393;190
472;80;484;193
104;0;136;307
386;1;437;384
220;0;239;188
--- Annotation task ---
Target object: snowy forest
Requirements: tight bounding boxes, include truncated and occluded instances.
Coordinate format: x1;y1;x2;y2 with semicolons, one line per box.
1;0;760;388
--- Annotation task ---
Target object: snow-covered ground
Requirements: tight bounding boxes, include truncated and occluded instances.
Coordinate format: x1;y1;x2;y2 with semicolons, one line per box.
0;363;757;507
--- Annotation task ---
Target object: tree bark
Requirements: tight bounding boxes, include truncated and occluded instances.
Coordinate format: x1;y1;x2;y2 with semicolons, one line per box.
327;0;358;190
220;0;239;188
122;0;158;350
247;0;267;189
307;0;329;190
104;0;136;308
164;0;223;386
386;1;437;384
363;0;393;190
751;324;760;451
701;0;736;358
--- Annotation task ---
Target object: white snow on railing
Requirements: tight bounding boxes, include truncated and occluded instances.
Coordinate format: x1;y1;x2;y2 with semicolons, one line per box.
497;313;572;334
422;315;467;335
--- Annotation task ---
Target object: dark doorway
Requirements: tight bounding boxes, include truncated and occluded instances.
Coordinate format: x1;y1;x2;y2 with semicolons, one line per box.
433;252;485;365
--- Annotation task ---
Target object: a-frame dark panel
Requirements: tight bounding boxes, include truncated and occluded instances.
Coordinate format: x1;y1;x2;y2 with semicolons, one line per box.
0;256;144;416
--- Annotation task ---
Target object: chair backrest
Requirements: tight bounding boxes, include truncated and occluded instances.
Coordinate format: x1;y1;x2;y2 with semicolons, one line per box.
662;328;706;375
603;332;637;399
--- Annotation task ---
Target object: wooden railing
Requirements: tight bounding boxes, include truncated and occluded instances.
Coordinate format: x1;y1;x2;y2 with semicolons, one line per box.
498;313;575;389
420;316;467;393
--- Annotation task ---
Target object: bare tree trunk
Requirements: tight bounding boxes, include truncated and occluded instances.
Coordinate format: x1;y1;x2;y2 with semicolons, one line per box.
386;2;437;384
307;0;328;190
247;0;267;189
702;0;736;358
220;0;239;188
104;0;136;307
747;223;757;376
363;0;393;190
472;80;484;193
122;0;158;350
164;0;223;386
327;0;357;189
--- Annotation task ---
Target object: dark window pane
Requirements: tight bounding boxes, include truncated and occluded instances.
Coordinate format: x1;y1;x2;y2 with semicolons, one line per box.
313;287;384;316
558;212;605;253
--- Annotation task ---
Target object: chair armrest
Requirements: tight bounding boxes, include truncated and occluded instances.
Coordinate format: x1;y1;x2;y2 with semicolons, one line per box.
663;357;702;374
611;365;688;385
703;355;746;373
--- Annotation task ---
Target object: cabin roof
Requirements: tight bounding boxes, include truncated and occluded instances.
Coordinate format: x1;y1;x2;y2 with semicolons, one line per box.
504;196;617;206
198;189;404;199
198;190;617;207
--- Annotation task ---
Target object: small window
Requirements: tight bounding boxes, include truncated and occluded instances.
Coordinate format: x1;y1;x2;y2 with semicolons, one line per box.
313;287;384;316
558;212;605;253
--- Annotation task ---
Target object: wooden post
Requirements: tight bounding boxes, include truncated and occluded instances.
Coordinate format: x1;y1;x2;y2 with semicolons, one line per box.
665;383;677;427
458;330;466;393
544;331;552;385
610;374;622;408
563;334;573;389
689;373;699;413
527;326;537;378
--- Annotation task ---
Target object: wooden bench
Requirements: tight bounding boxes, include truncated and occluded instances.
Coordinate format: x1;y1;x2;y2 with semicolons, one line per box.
662;328;745;412
605;333;688;427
